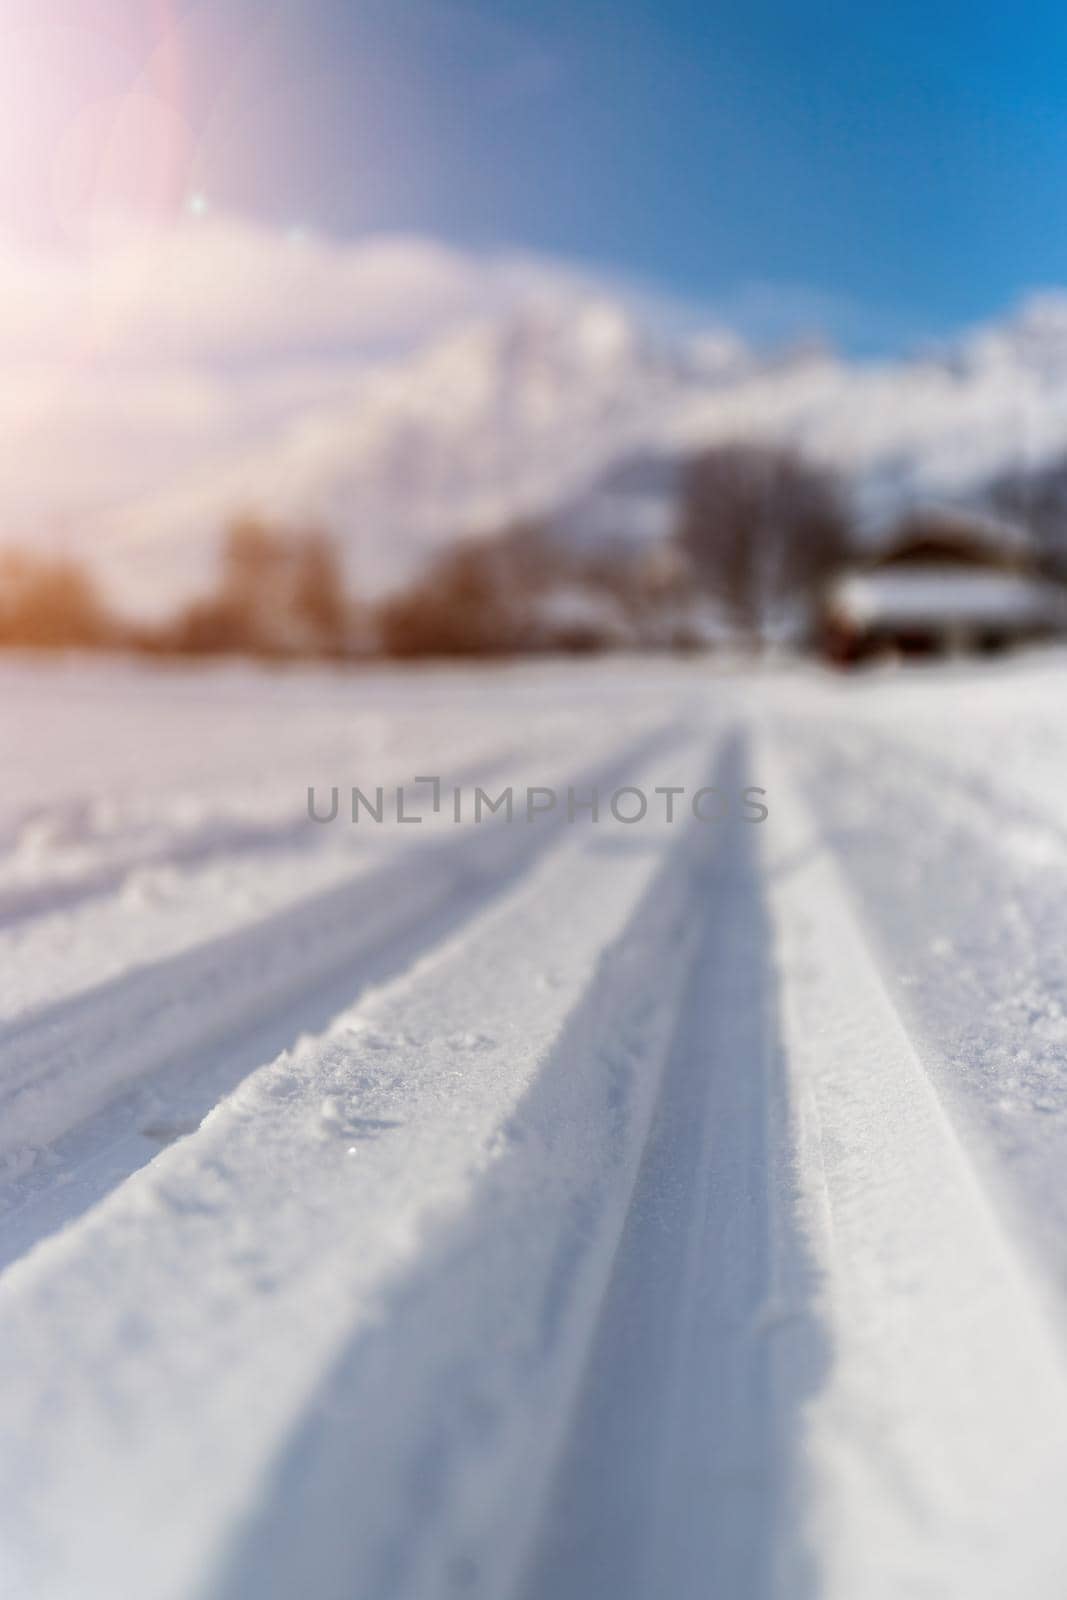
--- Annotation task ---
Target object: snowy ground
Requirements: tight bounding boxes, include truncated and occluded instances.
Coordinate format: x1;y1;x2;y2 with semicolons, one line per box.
1;652;1066;1599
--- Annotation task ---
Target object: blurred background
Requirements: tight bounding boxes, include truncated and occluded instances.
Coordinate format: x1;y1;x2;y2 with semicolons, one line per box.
6;0;1067;666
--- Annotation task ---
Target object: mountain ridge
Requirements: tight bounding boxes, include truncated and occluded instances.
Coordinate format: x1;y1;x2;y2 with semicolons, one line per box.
88;286;1067;613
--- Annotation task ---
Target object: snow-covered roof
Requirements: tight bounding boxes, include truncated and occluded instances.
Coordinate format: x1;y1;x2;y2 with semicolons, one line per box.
829;566;1063;629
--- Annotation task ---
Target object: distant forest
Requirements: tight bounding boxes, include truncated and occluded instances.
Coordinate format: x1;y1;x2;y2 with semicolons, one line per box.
6;439;1036;661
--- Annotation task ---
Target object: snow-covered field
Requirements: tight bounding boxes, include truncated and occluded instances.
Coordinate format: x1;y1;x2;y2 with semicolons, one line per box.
1;652;1066;1599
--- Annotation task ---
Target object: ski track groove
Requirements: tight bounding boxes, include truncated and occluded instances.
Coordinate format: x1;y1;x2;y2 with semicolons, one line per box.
0;723;724;1600
519;733;823;1600
0;717;694;1270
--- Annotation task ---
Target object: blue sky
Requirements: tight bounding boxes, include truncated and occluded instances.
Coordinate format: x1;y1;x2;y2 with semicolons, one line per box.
12;0;1067;351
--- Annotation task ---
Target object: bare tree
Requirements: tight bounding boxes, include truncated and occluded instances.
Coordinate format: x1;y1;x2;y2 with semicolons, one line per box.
174;518;356;657
0;553;113;649
380;532;532;658
677;443;849;646
293;530;349;655
380;521;576;658
987;456;1067;578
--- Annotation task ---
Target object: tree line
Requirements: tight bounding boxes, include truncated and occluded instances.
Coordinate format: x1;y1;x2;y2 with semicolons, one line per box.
0;442;854;658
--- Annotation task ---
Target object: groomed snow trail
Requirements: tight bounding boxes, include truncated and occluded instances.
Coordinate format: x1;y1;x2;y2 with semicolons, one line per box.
1;657;1067;1599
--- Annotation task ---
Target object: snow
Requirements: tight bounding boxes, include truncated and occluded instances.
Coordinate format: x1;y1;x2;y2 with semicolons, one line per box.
0;654;1066;1598
829;566;1061;627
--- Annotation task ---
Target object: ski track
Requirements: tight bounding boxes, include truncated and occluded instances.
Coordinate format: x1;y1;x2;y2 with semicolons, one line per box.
0;657;1066;1599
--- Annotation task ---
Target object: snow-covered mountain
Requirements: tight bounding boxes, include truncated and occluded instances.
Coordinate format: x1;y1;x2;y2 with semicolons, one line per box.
89;294;720;609
88;285;1067;612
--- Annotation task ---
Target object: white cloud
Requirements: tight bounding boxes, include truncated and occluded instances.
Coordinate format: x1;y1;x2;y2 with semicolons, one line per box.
0;212;613;606
0;211;591;367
